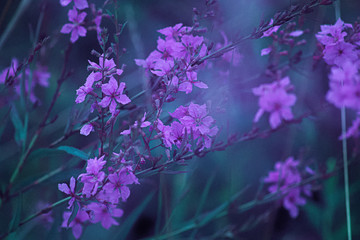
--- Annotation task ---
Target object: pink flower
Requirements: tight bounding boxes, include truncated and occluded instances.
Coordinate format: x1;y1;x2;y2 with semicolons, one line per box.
60;0;88;10
86;203;123;229
58;177;77;209
60;7;87;43
99;77;131;114
61;209;89;239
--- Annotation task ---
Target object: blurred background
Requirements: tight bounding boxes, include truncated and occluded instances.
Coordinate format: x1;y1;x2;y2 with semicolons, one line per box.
0;0;360;239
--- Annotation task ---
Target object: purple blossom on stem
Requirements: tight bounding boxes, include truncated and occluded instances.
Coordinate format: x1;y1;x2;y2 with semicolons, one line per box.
60;0;89;10
261;19;280;38
0;58;20;84
180;103;214;135
60;7;87;43
157;23;191;40
316;18;351;46
61;209;89;239
58;177;77;209
86;203;123;229
75;72;99;103
121;112;151;135
80;123;94;136
88;56;123;79
101;167;139;203
78;156;106;198
253;77;296;129
264;157;311;218
178;71;208;94
323;41;358;67
99;77;131;114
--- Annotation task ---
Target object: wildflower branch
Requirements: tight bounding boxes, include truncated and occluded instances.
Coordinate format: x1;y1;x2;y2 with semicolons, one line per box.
136;111;313;178
192;0;332;66
2;43;73;203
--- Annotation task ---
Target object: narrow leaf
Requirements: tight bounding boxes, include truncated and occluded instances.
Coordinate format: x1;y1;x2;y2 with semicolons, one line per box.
67;202;79;227
9;193;22;232
57;146;89;160
10;106;24;145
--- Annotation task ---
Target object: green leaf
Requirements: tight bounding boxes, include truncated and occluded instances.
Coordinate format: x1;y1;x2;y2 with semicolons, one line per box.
9;193;22;232
112;192;154;240
67;202;79;227
57;146;89;160
10;106;25;145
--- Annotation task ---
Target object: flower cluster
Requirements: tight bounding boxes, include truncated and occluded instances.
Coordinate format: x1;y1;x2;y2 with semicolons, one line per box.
58;156;139;239
76;55;131;135
0;58;50;105
157;103;218;151
135;23;209;96
60;0;103;43
264;157;312;218
252;76;296;129
316;19;360;139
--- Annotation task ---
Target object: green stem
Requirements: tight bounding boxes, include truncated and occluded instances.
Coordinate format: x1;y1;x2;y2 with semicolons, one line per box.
341;106;352;240
335;1;352;239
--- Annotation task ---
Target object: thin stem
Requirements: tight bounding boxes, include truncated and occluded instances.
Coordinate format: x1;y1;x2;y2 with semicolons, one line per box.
335;1;352;239
3;43;72;200
341;107;352;240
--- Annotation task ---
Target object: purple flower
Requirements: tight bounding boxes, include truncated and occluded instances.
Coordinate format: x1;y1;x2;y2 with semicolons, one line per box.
101;167;139;203
180;103;214;135
253;77;296;129
80;123;94;136
99;77;131;114
78;156;106;198
58;177;77;209
135;51;162;71
157;23;191;40
60;7;87;43
178;71;208;94
0;58;20;84
261;19;280;38
88;56;123;79
121;112;151;135
341;116;360;139
86;203;123;229
323;41;358;67
150;59;174;77
316;18;351;46
60;0;88;10
156;38;184;60
264;157;311;218
75;72;99;103
61;209;89;239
